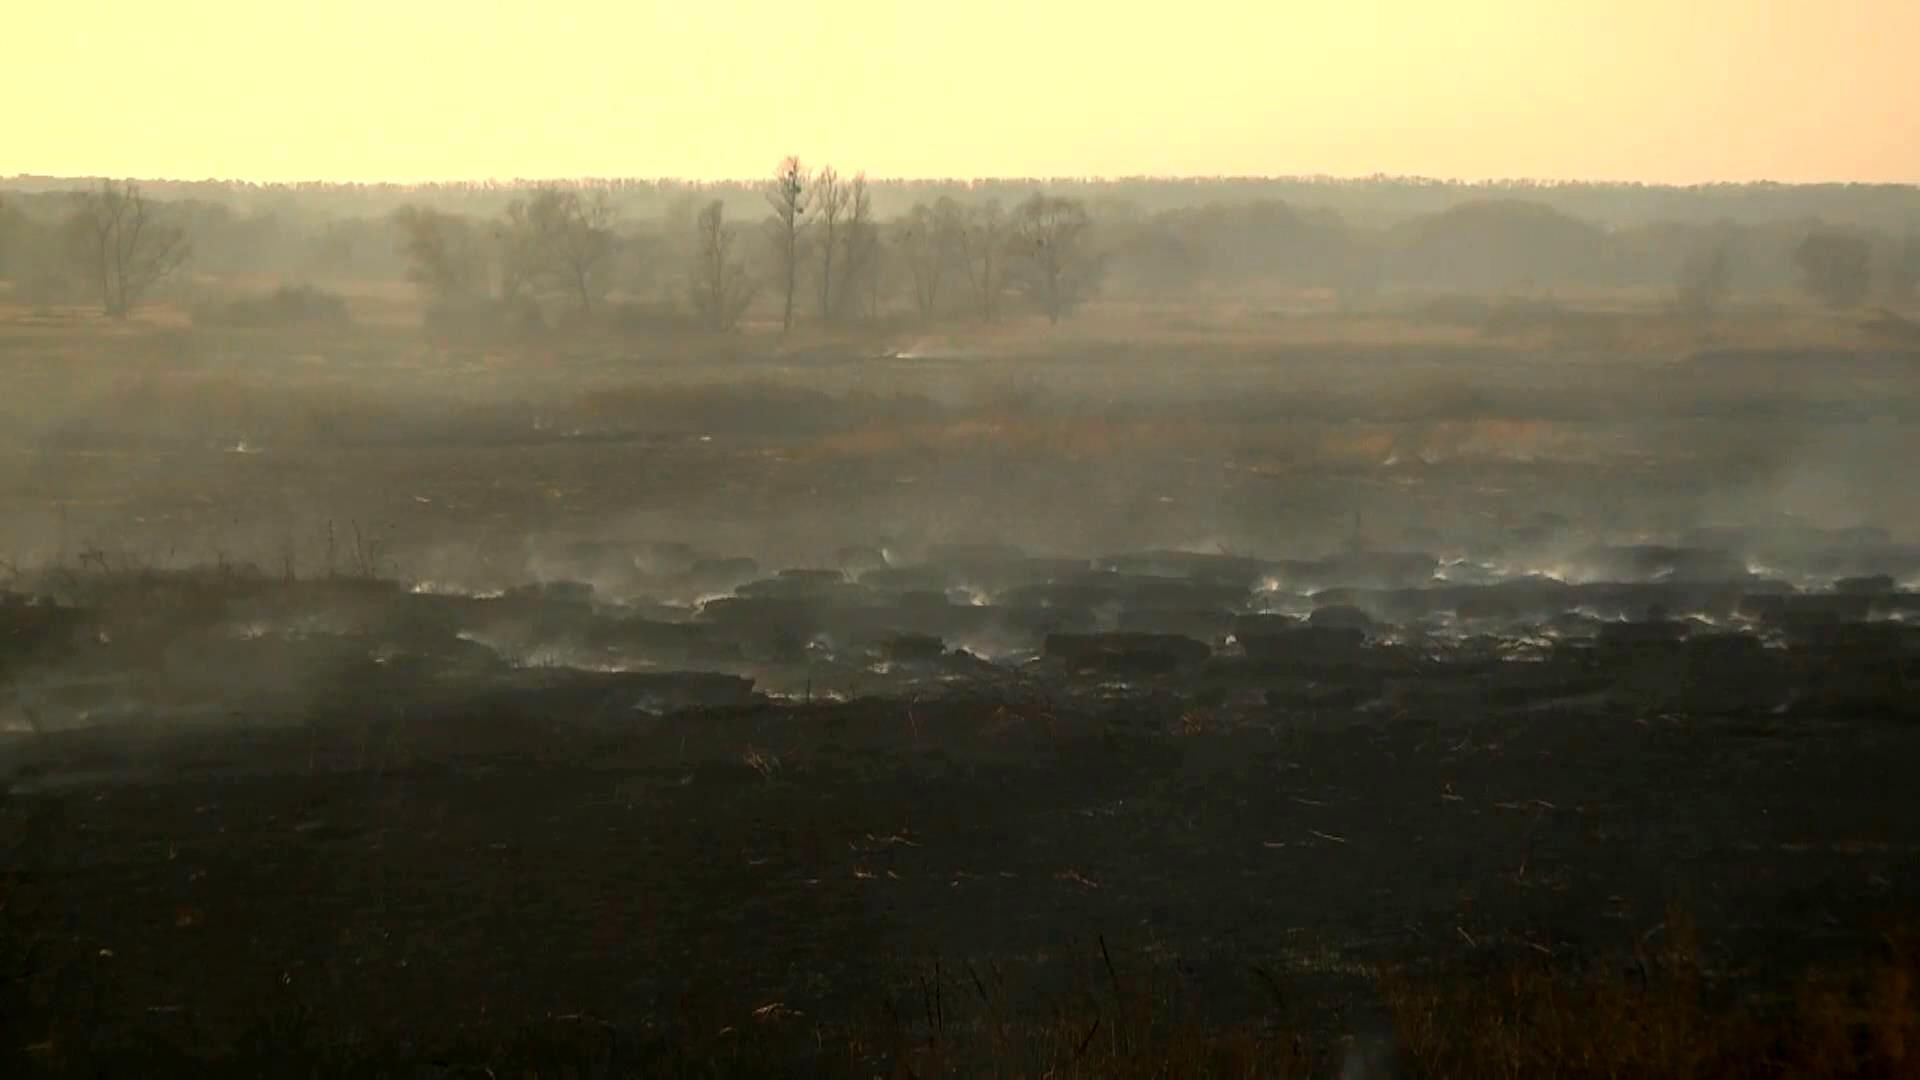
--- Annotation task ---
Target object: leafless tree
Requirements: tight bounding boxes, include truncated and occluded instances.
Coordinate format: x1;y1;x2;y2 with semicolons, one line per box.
494;199;543;303
813;166;848;321
1010;193;1097;324
551;189;618;315
763;157;810;332
1890;230;1920;305
1675;238;1733;319
833;173;879;322
65;180;189;318
391;205;489;303
897;197;966;321
961;198;1009;323
866;239;888;320
1793;228;1873;310
500;187;617;315
689;200;757;332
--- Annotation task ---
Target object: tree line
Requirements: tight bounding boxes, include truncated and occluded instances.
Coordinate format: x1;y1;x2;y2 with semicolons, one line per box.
386;156;1100;333
0;170;1915;324
8;174;1918;233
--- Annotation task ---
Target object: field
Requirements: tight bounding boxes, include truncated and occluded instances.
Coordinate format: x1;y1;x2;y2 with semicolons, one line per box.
4;290;1920;1076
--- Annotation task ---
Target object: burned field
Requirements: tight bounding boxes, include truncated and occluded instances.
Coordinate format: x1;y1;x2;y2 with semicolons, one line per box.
4;338;1920;1075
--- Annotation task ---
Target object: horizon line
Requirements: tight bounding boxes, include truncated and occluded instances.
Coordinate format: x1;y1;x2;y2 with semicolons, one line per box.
6;171;1919;192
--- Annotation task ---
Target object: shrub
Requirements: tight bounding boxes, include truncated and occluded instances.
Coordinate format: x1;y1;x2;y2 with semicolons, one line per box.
598;299;699;337
421;294;546;341
192;284;352;329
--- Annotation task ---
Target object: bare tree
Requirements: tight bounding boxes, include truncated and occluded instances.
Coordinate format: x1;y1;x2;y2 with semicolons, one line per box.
1675;238;1733;319
549;189;618;316
866;236;888;320
1793;228;1873;310
1009;193;1098;324
391;205;489;303
1889;230;1920;305
897;197;966;322
689;200;757;332
961;198;1009;323
499;187;617;316
762;157;810;332
0;197;58;308
65;181;189;318
494;198;542;304
813;166;848;321
833;173;879;322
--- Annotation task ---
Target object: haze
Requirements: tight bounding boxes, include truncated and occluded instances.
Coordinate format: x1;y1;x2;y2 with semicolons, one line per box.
8;0;1917;184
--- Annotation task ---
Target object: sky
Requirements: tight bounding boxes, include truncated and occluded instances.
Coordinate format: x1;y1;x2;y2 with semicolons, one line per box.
6;0;1917;185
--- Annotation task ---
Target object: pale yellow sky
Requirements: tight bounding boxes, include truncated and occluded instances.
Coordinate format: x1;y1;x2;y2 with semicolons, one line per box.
6;0;1916;184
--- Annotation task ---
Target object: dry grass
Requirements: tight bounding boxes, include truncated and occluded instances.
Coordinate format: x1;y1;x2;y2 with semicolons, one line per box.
22;922;1916;1077
1;280;1890;365
1381;909;1920;1079
858;940;1313;1079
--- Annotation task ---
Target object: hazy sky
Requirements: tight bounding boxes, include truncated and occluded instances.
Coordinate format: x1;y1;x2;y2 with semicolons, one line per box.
7;0;1916;184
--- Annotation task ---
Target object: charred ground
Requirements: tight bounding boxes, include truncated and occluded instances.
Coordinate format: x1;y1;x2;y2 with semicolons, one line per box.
3;308;1920;1076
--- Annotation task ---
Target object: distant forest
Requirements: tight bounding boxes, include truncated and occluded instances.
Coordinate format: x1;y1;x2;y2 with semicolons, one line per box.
3;172;1916;327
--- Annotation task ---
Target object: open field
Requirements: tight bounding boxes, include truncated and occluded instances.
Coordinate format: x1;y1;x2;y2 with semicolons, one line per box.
4;296;1920;1076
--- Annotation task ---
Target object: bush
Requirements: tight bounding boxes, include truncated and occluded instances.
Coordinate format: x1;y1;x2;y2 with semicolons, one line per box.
421;294;546;341
597;299;698;337
1415;294;1493;328
192;284;352;329
18;270;83;314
